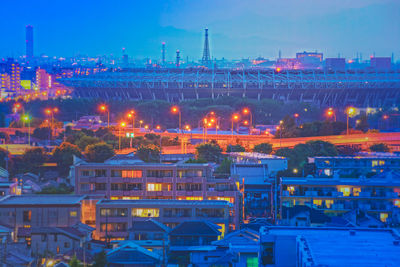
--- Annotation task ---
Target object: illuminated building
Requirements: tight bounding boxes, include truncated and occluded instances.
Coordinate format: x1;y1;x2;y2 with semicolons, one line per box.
95;199;231;240
259;226;400;267
36;67;51;90
0;73;10;90
325;58;346;71
1;58;21;92
73;153;241;231
296;51;323;62
26;25;34;58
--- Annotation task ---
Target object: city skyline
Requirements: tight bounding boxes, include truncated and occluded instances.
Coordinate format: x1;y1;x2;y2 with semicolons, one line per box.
1;0;399;60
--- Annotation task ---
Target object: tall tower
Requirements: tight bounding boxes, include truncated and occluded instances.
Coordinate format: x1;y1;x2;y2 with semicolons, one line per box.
176;50;180;68
26;25;34;58
201;28;211;65
162;42;166;65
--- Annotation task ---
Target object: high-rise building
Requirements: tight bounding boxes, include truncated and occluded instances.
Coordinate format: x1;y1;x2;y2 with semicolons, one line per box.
2;58;21;92
26;25;34;58
0;73;11;90
36;68;51;90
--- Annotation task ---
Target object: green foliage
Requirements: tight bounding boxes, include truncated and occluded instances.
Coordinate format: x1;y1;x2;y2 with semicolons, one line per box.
0;132;10;143
276;119;348;139
69;255;83;267
0;147;9;169
196;141;222;163
37;183;73;194
336;145;362;156
369;143;390;153
185;158;207;163
75;135;101;150
253;143;273;154
226;144;245;153
91;250;108;267
276;140;338;176
355;114;369;132
214;158;232;177
32;127;52;140
136;144;160;163
21;147;46;174
52;142;82;175
85;143;115;163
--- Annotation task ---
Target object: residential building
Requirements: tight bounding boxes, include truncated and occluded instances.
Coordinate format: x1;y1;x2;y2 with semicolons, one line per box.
281;172;400;225
73;154;240;229
95;199;231;240
0;195;88;230
230;152;287;219
169;220;221;266
310;152;400;178
107;242;162;267
259;226;400;267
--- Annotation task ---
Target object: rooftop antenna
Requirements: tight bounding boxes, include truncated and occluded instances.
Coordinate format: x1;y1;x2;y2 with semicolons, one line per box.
201;28;211;65
176;50;180;68
278;50;282;60
162;42;166;65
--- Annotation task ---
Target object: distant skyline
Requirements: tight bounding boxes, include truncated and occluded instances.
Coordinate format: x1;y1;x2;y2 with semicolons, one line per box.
1;0;399;60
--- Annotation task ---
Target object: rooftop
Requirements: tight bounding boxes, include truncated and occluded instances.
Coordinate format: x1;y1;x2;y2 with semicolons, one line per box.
0;194;87;206
229;152;285;160
281;176;400;186
170;220;221;236
260;226;400;267
97;199;231;207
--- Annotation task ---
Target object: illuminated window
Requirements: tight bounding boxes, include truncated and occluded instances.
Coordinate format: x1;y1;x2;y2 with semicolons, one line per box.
147;183;162;191
379;160;385;166
121;170;142;178
313;199;322;206
338;187;351;197
394;200;400;208
208;197;234;203
287;186;295;195
323;169;332;176
325;200;334;209
217;224;226;239
121;196;140;200
380;213;388;223
184;196;203;200
353;187;361;197
132;208;159;217
372;160;378;167
69;211;77;217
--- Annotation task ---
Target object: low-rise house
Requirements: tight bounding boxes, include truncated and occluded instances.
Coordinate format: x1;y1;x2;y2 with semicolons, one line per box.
107;241;162;267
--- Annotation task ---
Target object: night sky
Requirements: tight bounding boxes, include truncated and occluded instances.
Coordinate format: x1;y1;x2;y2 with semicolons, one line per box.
1;0;399;60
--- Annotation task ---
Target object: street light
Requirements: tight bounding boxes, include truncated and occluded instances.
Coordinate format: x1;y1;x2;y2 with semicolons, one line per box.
45;107;59;139
242;108;253;129
22;114;31;146
127;111;135;131
119;122;126;150
139;120;143;129
346;107;356;135
326;108;336;122
231;114;240;137
99;104;110;128
171;106;181;133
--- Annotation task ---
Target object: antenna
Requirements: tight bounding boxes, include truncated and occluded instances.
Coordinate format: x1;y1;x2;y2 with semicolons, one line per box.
201;28;211;65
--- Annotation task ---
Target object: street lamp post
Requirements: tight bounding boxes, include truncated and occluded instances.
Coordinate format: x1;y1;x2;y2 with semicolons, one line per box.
231;114;239;138
22;115;31;146
45;107;58;140
119;122;126;150
127;110;135;131
346;107;356;135
99;105;110;128
171;106;181;133
242;108;253;130
326;108;336;122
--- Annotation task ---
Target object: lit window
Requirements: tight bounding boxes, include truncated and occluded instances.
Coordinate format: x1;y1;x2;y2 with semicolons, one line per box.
132;208;159;217
353;188;361;197
338;187;351;197
69;211;77;217
287;186;295;195
372;160;378;167
313;199;322;206
394;200;400;208
147;183;162;191
380;213;388;223
379;160;385;166
325;200;334;209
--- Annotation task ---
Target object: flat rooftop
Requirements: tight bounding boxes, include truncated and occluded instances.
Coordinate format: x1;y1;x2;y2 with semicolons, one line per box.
281;177;400;186
0;195;87;206
261;227;400;267
97;199;231;207
229;152;285;160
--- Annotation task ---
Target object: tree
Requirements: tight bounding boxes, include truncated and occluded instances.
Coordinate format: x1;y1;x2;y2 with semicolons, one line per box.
253;143;273;154
32;127;52;140
22;147;46;174
85;143;115;163
75;135;101;150
355;114;369;132
196;141;222;163
369;143;390;153
214;158;232;177
226;144;245;153
0;147;10;169
69;255;82;267
38;183;73;194
0;132;10;143
275;115;298;138
52;142;82;175
136;144;160;163
91;250;108;267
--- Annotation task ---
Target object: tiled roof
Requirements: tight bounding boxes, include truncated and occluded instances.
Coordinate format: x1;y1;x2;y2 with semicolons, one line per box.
0;194;86;206
170;220;221;236
128;219;170;233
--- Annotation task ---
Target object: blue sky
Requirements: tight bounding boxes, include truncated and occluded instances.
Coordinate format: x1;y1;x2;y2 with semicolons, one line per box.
1;0;399;60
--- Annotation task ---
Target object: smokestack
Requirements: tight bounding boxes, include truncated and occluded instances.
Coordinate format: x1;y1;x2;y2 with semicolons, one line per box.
25;25;34;58
176;50;180;68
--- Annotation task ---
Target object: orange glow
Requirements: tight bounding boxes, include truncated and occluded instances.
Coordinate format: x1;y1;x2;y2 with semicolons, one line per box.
210;111;215;115
207;122;212;127
243;108;249;114
203;118;208;124
276;67;282;72
243;120;249;125
185;125;191;130
347;107;356;116
232;114;239;121
156;125;161;130
127;113;133;118
53;107;59;113
327;110;334;116
265;131;270;135
294;113;299;118
139;120;143;124
120;122;126;127
129;110;135;114
383;115;389;120
210;118;215;123
99;105;107;111
45;109;51;114
171;106;179;113
144;125;149;129
276;126;280;130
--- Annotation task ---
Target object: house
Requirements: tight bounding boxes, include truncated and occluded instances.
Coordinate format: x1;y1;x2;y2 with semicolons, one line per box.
127;219;170;256
169;220;222;265
107;242;162;267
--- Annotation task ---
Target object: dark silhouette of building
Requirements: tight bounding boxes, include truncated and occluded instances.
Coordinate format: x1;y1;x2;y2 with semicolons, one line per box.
26;25;34;58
